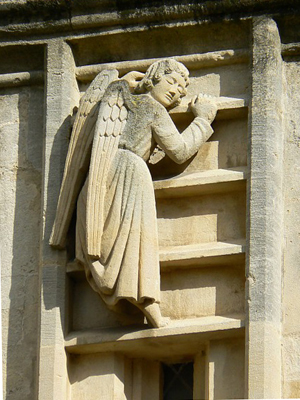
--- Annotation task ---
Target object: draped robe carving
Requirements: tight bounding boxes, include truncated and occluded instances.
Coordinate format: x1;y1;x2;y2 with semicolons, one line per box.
50;61;216;326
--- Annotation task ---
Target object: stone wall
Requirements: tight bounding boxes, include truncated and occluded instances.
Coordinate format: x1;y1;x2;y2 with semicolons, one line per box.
0;45;44;400
1;1;300;399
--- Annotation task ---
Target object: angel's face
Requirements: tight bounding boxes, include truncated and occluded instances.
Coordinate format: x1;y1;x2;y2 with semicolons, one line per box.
149;71;186;108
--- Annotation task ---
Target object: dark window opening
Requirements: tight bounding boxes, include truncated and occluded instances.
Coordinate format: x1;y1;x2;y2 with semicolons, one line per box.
162;362;194;400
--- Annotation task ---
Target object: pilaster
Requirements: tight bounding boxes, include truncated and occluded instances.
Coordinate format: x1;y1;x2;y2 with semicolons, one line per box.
246;16;284;398
38;39;79;400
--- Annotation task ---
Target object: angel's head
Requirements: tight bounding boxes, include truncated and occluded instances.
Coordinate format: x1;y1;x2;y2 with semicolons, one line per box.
135;59;189;108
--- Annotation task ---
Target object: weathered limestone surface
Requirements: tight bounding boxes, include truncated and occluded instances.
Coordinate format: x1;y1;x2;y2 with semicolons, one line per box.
0;83;43;398
38;40;79;400
0;0;295;39
282;60;300;399
69;353;127;400
1;2;300;400
246;17;283;398
206;338;245;400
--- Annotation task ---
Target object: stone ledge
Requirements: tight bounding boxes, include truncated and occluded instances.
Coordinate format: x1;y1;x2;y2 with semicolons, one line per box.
65;315;245;358
160;240;245;270
154;166;248;198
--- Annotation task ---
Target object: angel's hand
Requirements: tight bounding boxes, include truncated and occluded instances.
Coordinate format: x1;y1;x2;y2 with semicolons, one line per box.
190;94;218;124
122;71;145;92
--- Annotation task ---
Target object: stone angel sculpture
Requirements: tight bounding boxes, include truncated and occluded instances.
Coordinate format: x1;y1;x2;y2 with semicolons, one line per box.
50;59;217;328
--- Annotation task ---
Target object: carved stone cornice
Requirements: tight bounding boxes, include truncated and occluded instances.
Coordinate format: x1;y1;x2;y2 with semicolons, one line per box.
0;0;299;40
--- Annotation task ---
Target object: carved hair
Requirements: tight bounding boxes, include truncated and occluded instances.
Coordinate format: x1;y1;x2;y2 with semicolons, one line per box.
135;59;189;104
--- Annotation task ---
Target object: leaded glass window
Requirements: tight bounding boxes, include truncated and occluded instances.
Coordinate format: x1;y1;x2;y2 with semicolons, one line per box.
162;362;194;400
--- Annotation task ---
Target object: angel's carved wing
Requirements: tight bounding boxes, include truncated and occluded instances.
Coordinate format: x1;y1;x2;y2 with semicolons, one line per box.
50;69;119;249
86;80;134;257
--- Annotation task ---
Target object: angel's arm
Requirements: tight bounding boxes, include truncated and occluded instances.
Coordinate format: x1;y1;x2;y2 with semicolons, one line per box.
122;71;144;92
152;105;214;165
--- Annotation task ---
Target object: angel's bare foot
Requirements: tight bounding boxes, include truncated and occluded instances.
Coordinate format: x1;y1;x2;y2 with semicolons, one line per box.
143;302;169;328
128;299;169;328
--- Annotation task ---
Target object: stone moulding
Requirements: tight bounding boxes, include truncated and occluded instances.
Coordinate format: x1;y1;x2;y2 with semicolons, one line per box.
0;70;43;88
0;0;296;38
282;42;300;58
0;49;247;89
75;49;249;82
0;43;295;90
65;315;245;358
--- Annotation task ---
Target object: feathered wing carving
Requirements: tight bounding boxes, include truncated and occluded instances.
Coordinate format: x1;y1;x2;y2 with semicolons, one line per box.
86;80;133;257
50;69;119;248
